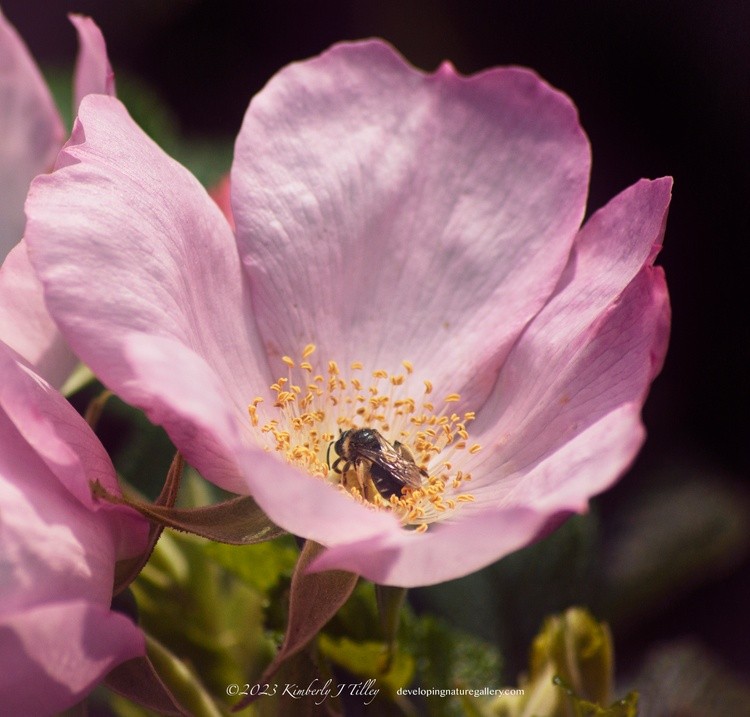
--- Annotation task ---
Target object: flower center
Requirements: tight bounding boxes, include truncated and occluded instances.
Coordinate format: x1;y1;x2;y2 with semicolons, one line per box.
248;344;477;530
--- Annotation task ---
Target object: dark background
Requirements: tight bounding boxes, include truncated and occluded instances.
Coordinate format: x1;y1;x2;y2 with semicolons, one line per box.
6;0;749;699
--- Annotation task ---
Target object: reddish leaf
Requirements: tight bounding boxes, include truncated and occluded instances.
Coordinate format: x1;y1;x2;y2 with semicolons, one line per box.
93;471;285;548
112;452;184;593
233;541;358;711
105;652;186;716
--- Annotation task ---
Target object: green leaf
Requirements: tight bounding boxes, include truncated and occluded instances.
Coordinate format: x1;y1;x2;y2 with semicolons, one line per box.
203;537;298;594
489;608;637;717
530;609;612;706
401;614;503;717
317;634;415;695
130;531;275;708
143;634;224;717
60;362;95;397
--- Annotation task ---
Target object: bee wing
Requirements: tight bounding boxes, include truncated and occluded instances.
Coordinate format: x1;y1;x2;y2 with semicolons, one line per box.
356;439;425;488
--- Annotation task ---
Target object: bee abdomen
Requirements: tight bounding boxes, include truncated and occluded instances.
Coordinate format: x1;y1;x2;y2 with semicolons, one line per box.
369;463;406;499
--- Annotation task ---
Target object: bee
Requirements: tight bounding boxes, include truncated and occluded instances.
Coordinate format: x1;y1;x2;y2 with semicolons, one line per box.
328;428;427;500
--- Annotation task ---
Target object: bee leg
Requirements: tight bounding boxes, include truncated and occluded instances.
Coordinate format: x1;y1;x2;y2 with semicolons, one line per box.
331;457;344;474
337;460;357;494
354;459;373;501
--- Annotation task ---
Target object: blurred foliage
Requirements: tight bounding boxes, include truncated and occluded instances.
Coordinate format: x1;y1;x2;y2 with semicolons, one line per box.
401;613;504;717
102;526;508;716
82;386;175;500
60;362;96;396
485;608;637;717
44;66;74;131
530;609;614;707
202;536;298;595
45;67;233;188
318;633;414;697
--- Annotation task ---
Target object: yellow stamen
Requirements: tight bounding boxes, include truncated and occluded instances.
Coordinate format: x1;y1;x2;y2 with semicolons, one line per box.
248;348;480;528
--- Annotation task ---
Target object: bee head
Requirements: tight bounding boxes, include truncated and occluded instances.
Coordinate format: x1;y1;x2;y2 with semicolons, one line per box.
327;429;350;467
335;429;351;455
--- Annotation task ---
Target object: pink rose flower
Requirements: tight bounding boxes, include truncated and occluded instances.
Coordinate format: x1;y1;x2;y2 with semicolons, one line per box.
0;9;114;386
0;340;148;714
25;41;671;587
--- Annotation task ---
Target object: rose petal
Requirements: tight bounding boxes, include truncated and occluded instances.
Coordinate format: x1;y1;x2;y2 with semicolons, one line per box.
0;341;148;561
0;7;64;259
495;403;647;513
0;239;76;387
0;413;121;613
0;602;144;715
0;339;118;506
0;14;115;386
0;339;146;711
310;504;549;587
26;95;273;429
473;269;668;507
465;179;671;499
233;40;591;405
70;14;115;110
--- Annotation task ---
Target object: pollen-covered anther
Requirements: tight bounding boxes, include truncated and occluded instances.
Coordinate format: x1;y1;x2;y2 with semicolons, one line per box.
248;348;480;529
